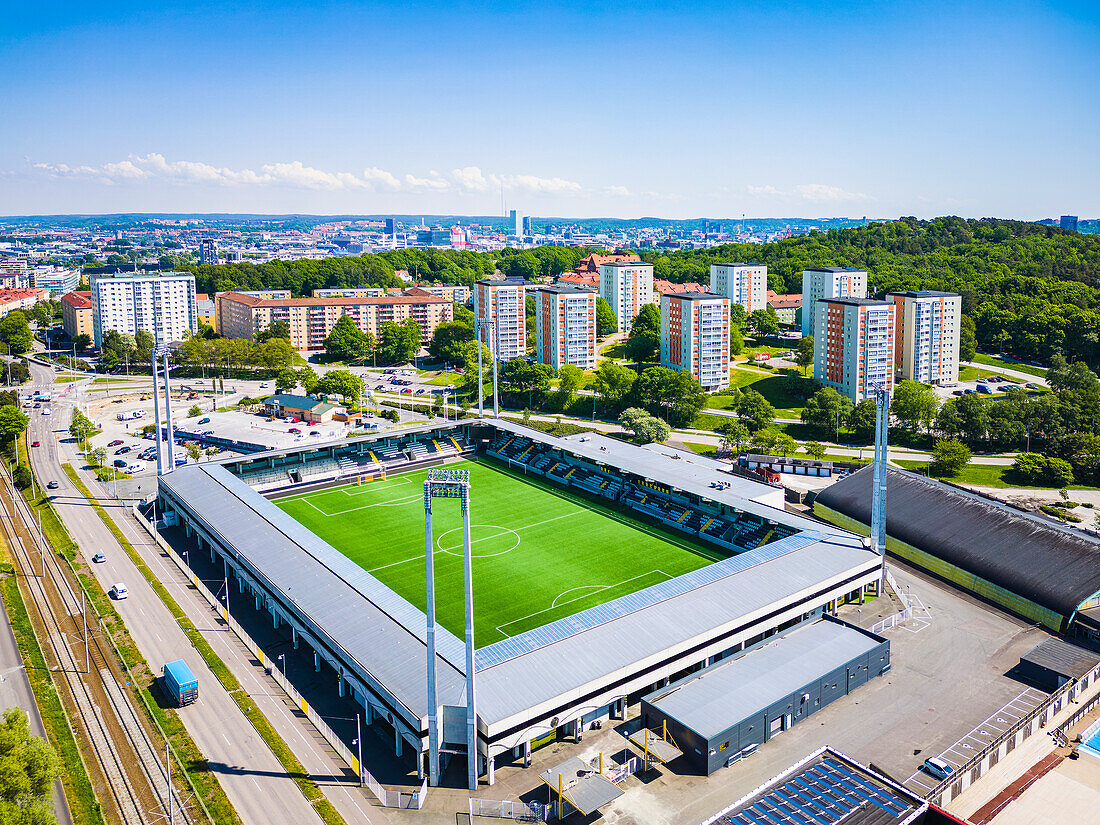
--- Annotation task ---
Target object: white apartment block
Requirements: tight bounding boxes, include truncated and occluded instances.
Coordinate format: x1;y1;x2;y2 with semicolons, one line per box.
599;261;654;334
30;266;79;297
800;267;868;337
888;291;962;385
709;262;767;313
813;298;895;403
660;292;731;391
535;286;596;371
90;271;197;347
474;278;526;361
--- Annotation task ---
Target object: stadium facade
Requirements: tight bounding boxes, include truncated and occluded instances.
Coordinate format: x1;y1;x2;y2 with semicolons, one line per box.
155;419;883;785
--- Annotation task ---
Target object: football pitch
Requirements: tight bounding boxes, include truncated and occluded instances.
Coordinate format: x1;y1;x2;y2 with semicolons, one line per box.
273;457;725;647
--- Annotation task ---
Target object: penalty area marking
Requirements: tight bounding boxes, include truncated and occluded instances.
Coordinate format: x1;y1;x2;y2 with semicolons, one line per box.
303;491;422;516
495;569;673;639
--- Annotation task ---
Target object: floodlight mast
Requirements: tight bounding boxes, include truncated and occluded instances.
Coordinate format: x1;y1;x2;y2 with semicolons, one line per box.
475;317;498;418
868;383;890;590
423;468;476;790
152;344;176;475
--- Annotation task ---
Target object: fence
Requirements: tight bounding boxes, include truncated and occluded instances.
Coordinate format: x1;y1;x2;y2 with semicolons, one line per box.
132;505;427;810
469;798;549;822
607;756;640;784
928;660;1100;806
870;568;915;634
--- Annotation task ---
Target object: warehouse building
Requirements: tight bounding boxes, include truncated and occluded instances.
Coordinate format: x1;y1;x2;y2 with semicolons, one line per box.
640;618;889;775
815;466;1100;639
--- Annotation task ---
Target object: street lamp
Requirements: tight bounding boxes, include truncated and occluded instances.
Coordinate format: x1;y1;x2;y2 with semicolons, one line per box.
276;654;286;680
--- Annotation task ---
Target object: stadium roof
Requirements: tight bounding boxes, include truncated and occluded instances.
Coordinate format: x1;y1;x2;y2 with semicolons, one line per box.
644;619;882;740
815;466;1100;620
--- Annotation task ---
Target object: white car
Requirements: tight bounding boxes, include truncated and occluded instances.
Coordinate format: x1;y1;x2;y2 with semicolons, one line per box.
109;583;128;600
41;408;51;416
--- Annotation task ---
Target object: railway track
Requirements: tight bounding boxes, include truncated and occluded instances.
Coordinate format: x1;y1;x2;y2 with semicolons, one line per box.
0;469;193;825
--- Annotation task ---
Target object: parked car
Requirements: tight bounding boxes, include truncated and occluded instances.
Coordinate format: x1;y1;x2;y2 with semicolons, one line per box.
92;553;106;564
952;390;963;396
289;427;301;434
401;388;413;394
108;439;123;447
1025;382;1040;390
309;430;321;436
109;583;128;600
114;446;130;455
113;459;128;468
46;480;59;490
921;757;953;781
197;417;211;425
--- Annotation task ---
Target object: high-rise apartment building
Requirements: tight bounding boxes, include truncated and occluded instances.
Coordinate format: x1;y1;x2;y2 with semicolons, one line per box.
89;270;198;347
709;263;767;313
887;291;961;385
1061;215;1079;232
216;290;451;352
813;298;895;403
199;239;218;265
474;278;527;361
661;292;731;391
599;261;654;334
800;267;868;337
534;286;596;371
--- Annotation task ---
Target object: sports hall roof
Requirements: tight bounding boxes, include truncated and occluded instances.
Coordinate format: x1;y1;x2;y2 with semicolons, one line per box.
815;466;1100;620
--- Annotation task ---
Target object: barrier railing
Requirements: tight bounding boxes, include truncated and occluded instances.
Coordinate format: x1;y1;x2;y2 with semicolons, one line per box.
469;798;549;821
132;505;426;809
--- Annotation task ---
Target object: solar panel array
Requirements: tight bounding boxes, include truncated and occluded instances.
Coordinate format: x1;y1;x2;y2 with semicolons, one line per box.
475;532;821;671
720;757;912;825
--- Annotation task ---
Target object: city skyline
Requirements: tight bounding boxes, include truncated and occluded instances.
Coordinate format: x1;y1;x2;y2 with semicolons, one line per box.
3;1;1098;219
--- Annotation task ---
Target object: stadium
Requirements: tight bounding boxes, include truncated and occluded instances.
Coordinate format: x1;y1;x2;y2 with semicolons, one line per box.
155;417;884;787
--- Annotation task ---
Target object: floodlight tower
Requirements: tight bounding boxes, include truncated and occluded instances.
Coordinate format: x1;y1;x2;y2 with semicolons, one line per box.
474;317;499;417
423;468;478;790
868;383;890;588
151;343;177;475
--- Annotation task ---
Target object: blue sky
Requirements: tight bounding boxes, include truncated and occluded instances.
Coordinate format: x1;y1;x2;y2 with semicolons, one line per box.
2;1;1097;219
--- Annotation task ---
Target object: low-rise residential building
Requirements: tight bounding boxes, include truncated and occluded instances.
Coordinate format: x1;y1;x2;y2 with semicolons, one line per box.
600;261;654;333
534;285;596;371
766;290;802;326
61;291;93;340
89;270;197;347
216;290;452;352
196;293;216;331
0;289;48;316
709;262;768;313
660;291;731;391
887;291;962;385
474;278;527;361
813;297;895;403
801;267;868;337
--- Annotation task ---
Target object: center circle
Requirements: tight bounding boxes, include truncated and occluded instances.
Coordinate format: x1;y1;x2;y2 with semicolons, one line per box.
436;524;520;558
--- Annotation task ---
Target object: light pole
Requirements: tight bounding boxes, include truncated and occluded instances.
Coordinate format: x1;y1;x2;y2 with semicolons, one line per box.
277;654;286;681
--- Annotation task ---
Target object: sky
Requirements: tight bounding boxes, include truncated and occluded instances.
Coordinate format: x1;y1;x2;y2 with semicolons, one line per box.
1;1;1097;220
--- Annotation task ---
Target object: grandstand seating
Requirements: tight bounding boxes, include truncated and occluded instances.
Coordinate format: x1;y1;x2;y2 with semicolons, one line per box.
405;442;429;461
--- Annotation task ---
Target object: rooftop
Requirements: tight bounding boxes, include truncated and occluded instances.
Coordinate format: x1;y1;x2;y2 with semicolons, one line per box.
1021;638;1100;681
219;290;448;307
817;297;892;307
535;284;596;295
887;290;961;299
600;261;653;268
664;291;727;301
713;262;765;268
805;266;867;273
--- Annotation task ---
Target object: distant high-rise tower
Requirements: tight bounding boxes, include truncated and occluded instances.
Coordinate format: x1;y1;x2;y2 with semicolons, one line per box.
509;210;522;237
385;218;396;236
1061;215;1079;232
523;216;532;236
199;239;218;265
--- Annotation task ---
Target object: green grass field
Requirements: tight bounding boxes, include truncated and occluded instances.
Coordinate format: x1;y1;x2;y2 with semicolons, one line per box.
273;458;723;646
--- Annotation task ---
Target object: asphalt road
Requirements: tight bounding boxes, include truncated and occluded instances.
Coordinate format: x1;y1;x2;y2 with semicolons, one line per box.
26;365;328;825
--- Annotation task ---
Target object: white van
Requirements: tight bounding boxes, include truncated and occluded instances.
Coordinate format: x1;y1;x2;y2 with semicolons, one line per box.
125;463;144;474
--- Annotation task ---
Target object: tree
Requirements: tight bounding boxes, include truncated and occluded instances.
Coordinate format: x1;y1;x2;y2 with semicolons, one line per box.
801;388;853;436
750;428;780;454
68;409;96;448
89;446;108;468
729;326;744;356
630;304;660;338
803;441;827;460
296;366;319;394
323;315;369;362
73;333;92;351
0;311;33;356
955;393;991;443
624;333;659;364
316;369;365;405
134;329;155;363
891;380;940;431
0;706;61;824
933;399;963;438
736;388;777;431
595;297;617;336
749;308;779;338
428;321;474;366
255;320;291;343
187;405;200;418
959;315;977;362
275;368;299;394
0;405;28;452
592;361;635;405
555;364;583;407
631;366;706;427
376;318;421;364
794;336;814;375
618;407;669;444
718;420;750;456
99;329;136;370
187;443;201;461
931;439;972;476
1012;452;1075;486
774;433;797;457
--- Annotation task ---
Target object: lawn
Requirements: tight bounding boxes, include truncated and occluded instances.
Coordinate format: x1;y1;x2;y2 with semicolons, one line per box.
274;457;721;646
970;353;1049;379
957;365;1011;382
706;369;810;415
892;459;1097;490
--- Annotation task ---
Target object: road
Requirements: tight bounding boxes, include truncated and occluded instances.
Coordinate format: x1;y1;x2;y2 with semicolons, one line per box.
962;360;1049;388
26;365;330;825
0;575;73;825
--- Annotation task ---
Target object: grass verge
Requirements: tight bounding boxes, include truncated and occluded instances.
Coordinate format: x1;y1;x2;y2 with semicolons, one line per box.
970;353;1049;379
61;465;349;825
0;574;105;825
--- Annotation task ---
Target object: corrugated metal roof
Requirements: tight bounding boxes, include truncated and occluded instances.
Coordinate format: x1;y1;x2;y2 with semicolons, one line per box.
645;620;882;739
158;465;469;720
1021;638;1100;680
475;536;879;728
815;466;1100;619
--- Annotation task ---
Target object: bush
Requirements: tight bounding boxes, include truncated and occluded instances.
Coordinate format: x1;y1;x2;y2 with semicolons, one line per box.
1011;452;1075;486
1040;504;1082;523
931;439;972;476
12;464;31;490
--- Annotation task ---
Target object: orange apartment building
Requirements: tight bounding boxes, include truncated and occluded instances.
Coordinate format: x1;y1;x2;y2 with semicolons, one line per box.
61;291;94;340
215;289;452;352
813;297;895;403
660;292;731;391
534;285;596;371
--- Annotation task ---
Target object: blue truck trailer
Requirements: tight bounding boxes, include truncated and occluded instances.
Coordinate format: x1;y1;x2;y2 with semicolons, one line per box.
163;660;198;706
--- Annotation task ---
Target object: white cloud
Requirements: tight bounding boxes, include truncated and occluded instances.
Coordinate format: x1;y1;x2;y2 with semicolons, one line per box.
501;173;582;194
603;185;632;197
794;183;873;202
452;166;492;192
746;184;784;197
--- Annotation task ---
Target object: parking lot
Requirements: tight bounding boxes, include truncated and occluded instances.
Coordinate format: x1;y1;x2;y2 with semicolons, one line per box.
931;374;1043;401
